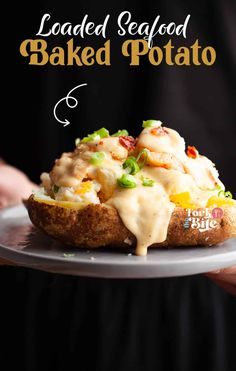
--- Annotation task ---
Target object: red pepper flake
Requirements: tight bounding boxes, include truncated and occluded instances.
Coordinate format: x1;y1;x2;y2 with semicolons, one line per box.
158;164;169;169
207;169;217;184
150;127;169;136
119;136;136;151
187;145;199;159
99;141;104;145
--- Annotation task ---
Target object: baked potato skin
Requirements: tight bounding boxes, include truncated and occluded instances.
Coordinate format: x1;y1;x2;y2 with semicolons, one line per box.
27;195;133;248
27;195;236;249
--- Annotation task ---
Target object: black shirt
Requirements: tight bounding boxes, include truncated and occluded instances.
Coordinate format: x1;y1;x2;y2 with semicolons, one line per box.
1;1;236;370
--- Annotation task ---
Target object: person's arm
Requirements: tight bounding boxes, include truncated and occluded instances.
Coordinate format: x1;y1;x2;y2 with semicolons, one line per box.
0;161;37;209
0;161;38;265
206;266;236;297
0;258;16;266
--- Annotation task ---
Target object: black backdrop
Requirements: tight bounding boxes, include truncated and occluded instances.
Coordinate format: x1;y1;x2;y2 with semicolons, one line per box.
1;0;236;370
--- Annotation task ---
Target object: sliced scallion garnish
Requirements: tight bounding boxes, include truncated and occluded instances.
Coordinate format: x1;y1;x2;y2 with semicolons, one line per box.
90;152;106;166
136;149;149;168
112;129;129;137
81;128;109;143
82;133;100;143
117;174;137;188
225;191;233;198
218;190;233;199
141;176;155;187
63;253;75;258
142;120;162;128
123;156;140;175
75;138;81;146
95;127;109;138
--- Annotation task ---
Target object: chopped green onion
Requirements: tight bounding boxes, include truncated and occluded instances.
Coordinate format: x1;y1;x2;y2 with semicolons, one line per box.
218;190;224;197
53;185;60;193
90;152;106;166
136;149;149;168
141;176;155;187
95;127;109;138
75;138;81;146
63;253;75;258
112;129;129;137
123;157;140;175
122;150;149;175
117;174;137;188
142;120;162;128
81;127;109;143
81;133;100;143
211;185;222;191
218;190;233;199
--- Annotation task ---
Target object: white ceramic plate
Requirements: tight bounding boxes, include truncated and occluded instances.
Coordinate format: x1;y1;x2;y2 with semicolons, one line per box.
0;205;236;278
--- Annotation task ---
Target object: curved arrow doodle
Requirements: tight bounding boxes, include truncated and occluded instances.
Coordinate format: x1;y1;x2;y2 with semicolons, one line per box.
53;83;87;127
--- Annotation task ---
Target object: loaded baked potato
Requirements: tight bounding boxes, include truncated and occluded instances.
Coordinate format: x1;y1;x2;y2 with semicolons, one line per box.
27;120;236;255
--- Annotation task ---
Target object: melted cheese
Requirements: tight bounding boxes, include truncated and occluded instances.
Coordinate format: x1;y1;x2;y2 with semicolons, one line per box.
107;186;175;256
141;167;220;207
106;166;221;255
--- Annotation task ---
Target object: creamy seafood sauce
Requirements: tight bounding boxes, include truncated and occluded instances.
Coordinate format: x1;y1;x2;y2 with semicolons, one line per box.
38;121;228;255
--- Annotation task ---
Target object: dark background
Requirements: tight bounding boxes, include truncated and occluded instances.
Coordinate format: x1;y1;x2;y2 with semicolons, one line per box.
3;0;236;190
1;0;236;370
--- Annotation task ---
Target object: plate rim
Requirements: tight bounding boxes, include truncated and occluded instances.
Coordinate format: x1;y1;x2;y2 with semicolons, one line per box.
0;204;236;278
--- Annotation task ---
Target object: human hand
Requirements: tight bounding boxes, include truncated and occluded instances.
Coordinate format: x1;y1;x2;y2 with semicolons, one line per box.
0;258;16;265
206;266;236;297
0;163;37;209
